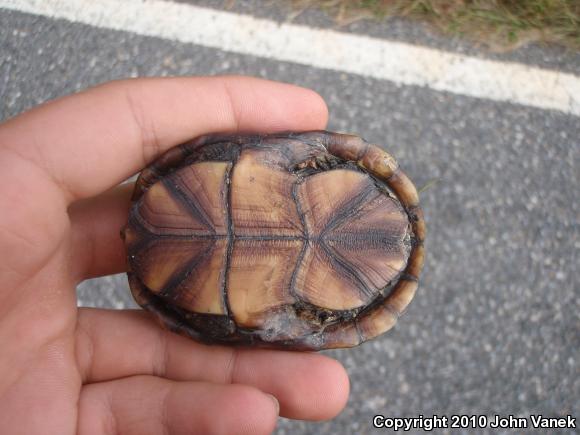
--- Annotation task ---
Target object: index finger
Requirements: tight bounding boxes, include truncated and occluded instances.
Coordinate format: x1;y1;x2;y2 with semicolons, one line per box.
0;76;328;203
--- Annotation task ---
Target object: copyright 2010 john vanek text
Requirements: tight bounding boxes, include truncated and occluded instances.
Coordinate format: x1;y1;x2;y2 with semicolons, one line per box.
372;414;576;431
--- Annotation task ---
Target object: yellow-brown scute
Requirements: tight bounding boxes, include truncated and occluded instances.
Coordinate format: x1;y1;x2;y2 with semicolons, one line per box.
129;151;411;330
227;239;301;327
293;169;410;310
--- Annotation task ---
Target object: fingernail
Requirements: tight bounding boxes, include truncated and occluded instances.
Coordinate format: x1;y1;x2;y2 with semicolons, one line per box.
267;394;280;415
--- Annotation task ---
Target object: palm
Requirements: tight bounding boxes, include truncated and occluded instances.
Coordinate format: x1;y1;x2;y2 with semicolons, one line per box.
0;77;349;435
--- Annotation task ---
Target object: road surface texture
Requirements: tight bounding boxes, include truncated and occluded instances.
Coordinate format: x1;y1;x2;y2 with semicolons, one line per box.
1;1;578;434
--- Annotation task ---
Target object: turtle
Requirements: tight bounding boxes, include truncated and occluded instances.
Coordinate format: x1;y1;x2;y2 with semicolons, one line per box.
121;131;425;350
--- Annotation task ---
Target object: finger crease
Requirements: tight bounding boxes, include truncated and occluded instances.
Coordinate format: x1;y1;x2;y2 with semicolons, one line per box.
154;327;170;377
0;145;76;202
225;348;239;384
106;387;119;435
159;387;172;435
75;316;94;383
124;87;163;167
222;81;242;132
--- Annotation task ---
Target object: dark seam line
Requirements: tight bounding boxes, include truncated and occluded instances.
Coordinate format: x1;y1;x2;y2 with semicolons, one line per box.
353;318;365;344
323;230;403;244
126;217;155;257
382;167;400;182
221;161;235;317
289;243;308;297
320;241;376;300
236;235;305;241
275;140;295;161
382;303;401;318
159;243;215;299
321;183;376;236
129;210;224;240
400;272;419;282
289;181;309;296
162;177;215;234
169;174;215;232
291;180;308;238
130;213;305;242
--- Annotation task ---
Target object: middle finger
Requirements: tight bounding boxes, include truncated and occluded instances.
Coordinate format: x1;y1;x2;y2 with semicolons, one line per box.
76;308;349;420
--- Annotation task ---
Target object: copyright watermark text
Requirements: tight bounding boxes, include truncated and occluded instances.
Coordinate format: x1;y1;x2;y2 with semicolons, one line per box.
372;414;576;431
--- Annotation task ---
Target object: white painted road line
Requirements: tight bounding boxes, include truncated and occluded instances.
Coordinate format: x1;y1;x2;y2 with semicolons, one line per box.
2;0;579;116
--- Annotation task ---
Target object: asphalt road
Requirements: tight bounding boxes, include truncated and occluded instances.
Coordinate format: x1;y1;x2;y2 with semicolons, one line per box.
1;2;579;434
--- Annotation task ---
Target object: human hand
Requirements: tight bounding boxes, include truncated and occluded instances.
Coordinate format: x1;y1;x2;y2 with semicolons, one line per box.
0;76;349;435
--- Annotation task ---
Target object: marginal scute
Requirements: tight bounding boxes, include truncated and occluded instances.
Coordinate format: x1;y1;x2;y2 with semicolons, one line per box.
322;322;361;349
406;244;425;279
259;136;325;167
411;207;427;242
326;133;367;161
360;147;399;179
121;224;138;249
357;304;398;341
385;279;418;315
386;170;420;208
133;146;190;199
